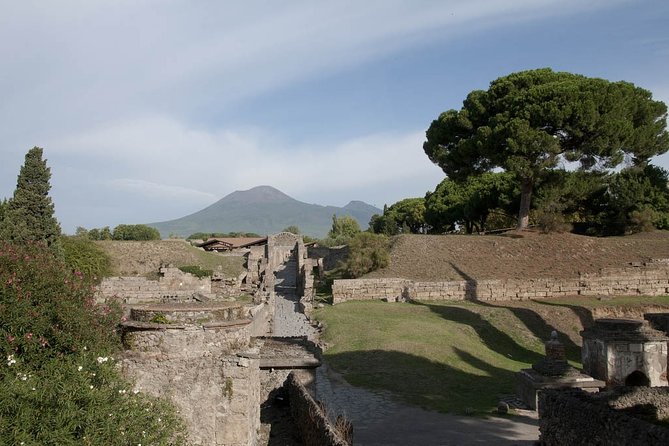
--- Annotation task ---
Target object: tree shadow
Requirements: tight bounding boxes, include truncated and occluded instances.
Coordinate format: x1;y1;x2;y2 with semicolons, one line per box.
414;300;543;365
448;262;582;363
322;349;538;445
531;299;595;330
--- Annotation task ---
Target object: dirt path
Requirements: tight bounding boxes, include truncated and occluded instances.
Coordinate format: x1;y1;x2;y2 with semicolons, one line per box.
314;363;539;446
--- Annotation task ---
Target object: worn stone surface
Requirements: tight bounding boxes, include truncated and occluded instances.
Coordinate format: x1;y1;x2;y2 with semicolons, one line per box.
539;387;669;446
99;266;213;304
332;259;669;304
120;305;261;446
581;318;669;387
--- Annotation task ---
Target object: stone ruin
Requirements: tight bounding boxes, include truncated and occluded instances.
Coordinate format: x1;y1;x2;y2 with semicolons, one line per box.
517;331;604;410
581;318;669;387
104;233;349;446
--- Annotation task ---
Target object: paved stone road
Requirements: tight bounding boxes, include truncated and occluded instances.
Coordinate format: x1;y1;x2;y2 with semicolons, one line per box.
270;254;540;445
272;256;317;340
313;363;539;446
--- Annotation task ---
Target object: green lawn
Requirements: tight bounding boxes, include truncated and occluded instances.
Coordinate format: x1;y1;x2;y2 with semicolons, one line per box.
314;296;669;414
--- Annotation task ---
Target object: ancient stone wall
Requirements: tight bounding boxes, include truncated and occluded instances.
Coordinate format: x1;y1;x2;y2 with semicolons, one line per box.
99;266;212;304
538;387;669;446
286;373;350;446
266;232;300;274
309;246;349;271
121;321;260;446
332;259;669;304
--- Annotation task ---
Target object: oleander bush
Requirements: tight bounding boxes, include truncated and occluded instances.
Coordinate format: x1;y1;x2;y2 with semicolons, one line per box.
0;242;187;445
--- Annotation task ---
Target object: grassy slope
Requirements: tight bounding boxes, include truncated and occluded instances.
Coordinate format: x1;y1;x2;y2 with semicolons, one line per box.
314;296;669;414
96;240;245;277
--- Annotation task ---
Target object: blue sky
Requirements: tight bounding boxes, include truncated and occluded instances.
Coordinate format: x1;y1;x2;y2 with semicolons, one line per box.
1;0;668;233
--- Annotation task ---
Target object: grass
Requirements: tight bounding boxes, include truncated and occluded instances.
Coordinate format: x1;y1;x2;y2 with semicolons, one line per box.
313;296;669;414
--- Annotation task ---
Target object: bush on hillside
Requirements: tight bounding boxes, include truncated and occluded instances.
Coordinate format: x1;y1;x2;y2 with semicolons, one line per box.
0;242;187;445
112;224;161;241
342;232;390;278
62;235;112;281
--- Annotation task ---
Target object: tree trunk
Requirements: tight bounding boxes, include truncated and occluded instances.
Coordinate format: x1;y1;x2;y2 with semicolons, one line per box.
517;179;533;230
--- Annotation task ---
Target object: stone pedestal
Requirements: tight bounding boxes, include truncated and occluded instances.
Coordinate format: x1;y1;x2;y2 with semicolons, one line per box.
517;331;604;410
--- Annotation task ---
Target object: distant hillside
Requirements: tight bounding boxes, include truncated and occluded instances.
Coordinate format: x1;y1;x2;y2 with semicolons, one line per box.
147;186;381;238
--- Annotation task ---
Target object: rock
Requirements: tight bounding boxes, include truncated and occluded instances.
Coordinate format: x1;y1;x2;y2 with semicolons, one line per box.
497;401;509;414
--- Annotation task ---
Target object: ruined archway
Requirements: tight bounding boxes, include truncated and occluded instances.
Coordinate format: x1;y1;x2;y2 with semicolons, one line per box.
624;370;650;387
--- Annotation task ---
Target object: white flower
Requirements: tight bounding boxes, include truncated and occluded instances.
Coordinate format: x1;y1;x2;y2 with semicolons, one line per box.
96;356;109;364
90;385;94;389
31;387;35;391
133;389;140;394
6;355;16;366
78;365;83;371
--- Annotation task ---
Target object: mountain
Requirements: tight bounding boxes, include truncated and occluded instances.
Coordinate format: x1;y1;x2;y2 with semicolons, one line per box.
147;185;382;238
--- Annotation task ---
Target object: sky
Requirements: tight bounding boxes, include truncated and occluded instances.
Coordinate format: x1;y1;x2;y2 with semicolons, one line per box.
1;0;668;233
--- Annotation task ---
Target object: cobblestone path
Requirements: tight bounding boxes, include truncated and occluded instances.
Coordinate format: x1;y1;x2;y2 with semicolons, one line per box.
272;254;317;340
313;363;539;446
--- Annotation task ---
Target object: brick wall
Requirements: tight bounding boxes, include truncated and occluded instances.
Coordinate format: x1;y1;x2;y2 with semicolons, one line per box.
332;259;669;304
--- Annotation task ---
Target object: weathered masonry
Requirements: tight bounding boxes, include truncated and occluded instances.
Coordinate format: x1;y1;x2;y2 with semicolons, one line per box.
332;259;669;303
106;233;349;446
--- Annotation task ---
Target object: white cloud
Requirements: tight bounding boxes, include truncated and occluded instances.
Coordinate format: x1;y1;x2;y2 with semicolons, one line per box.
50;114;443;209
106;179;217;204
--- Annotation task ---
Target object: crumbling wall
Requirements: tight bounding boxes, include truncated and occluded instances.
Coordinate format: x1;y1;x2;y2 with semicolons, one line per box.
121;323;260;446
332;259;669;304
538;387;669;446
99;266;212;303
286;373;350;446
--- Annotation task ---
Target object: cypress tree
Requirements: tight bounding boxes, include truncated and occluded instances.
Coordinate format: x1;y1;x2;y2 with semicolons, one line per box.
0;147;62;253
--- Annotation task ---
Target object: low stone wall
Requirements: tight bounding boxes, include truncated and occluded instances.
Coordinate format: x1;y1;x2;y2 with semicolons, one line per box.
332;260;669;304
99;266;212;304
538;387;669;445
286;372;350;446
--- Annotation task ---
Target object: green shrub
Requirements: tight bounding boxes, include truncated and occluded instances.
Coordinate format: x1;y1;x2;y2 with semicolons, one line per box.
342;233;390;278
112;224;161;241
61;235;112;281
178;265;213;278
0;242;187;445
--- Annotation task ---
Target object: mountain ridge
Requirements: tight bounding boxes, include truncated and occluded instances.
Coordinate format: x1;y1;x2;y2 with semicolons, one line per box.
147;185;381;238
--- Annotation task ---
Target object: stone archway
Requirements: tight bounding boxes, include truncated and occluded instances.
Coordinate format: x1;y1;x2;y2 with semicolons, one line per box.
625;370;650;386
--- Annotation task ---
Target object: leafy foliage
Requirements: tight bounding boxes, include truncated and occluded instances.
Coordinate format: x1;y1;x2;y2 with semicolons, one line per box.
424;68;669;229
424;172;517;233
0;242;187;445
370;198;429;235
61;236;113;281
342;232;390;278
326;215;361;245
597;165;669;235
0;147;62;253
111;224;161;241
281;225;301;235
87;226;113;241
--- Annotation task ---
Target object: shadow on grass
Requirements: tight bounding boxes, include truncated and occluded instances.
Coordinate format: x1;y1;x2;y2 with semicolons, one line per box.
415;301;544;365
322;349;538;445
326;348;517;414
448;262;582;363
